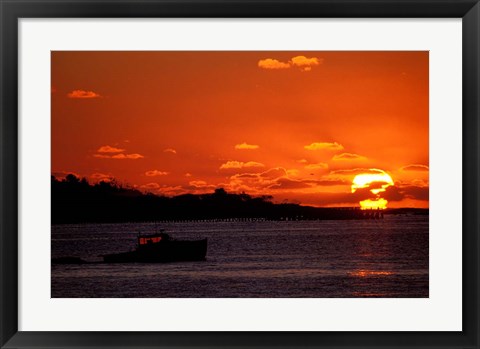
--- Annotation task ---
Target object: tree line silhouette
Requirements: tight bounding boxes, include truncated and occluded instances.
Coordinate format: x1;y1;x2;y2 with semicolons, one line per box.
52;174;425;224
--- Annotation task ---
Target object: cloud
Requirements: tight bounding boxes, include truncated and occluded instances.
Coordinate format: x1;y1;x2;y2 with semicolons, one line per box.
329;168;381;176
315;179;348;186
304;142;344;151
164;148;177;154
185;173;192;177
258;58;291;70
97;145;125;153
186;180;217;193
411;179;429;187
112;153;144;159
220;161;265;170
258;55;322;71
224;166;348;194
286;169;300;177
227;168;287;192
267;178;347;190
268;178;312;190
94;145;142;160
229;167;286;187
382;185;429;202
189;180;207;187
150;180;217;196
297;159;308;163
233;173;260;179
324;168;387;183
235;142;259;150
304;163;329;170
400;164;429;172
90;172;113;182
145;170;169;177
156;185;187;196
94;153;144;159
67;90;101;99
290;56;323;70
259;167;288;179
140;183;160;191
332;153;367;161
403;185;429;201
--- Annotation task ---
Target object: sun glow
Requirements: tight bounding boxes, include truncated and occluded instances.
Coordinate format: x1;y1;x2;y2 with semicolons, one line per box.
351;170;394;210
359;198;389;210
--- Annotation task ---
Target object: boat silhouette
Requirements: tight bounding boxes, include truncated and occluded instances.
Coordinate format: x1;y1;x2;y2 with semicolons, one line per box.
102;231;207;263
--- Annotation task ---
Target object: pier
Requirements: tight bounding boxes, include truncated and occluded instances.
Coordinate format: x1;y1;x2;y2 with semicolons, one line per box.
147;208;385;223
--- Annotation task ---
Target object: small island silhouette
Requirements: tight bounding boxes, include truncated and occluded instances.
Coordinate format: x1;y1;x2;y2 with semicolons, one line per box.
52;174;427;224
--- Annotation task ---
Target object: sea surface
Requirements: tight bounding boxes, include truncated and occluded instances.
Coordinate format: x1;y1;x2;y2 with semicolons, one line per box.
51;215;428;298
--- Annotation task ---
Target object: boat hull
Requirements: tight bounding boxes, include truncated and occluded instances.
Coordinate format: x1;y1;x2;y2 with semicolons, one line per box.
103;238;207;263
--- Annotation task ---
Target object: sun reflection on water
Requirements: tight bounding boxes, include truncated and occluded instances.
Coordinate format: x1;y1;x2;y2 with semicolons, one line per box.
349;270;393;277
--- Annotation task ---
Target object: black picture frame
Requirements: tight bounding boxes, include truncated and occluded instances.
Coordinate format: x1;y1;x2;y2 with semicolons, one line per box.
1;0;479;348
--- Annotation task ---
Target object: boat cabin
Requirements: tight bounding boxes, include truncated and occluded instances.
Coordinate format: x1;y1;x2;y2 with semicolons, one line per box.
138;232;170;246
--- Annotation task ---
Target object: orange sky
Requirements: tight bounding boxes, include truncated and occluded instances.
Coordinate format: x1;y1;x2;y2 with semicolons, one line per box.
51;51;429;208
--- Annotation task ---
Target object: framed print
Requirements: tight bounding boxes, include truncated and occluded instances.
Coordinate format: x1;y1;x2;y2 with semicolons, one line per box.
1;0;479;348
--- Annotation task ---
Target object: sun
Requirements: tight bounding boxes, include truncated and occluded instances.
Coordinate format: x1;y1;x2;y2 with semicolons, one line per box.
351;169;394;210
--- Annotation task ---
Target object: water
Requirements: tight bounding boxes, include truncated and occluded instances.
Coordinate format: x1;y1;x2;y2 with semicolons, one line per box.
51;215;428;298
